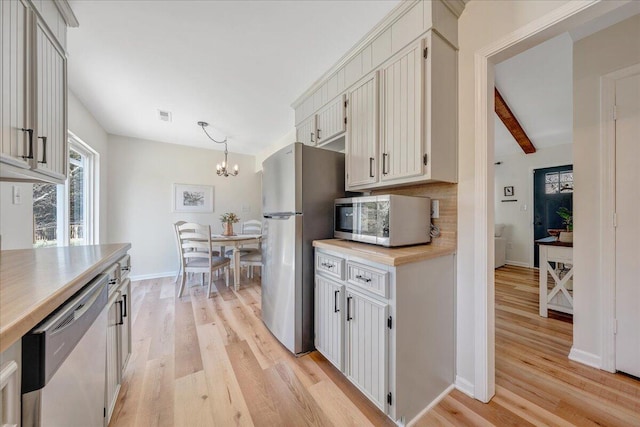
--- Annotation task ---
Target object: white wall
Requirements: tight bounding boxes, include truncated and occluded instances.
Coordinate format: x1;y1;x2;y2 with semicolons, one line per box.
573;15;640;364
254;128;295;172
0;182;34;249
495;144;573;267
107;135;262;279
456;0;572;395
0;91;108;250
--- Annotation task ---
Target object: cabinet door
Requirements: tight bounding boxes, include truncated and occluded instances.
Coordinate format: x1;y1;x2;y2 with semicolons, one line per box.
0;0;30;170
32;20;67;181
296;115;316;146
315;275;344;371
119;279;132;375
106;292;121;422
345;289;388;411
346;72;378;188
380;40;424;182
316;95;346;144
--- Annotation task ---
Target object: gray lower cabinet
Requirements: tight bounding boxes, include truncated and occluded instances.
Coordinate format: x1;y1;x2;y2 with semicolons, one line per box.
314;247;454;425
105;256;133;425
106;289;121;421
314;276;344;370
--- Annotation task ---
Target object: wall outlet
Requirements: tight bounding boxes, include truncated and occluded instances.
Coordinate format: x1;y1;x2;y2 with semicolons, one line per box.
431;200;439;219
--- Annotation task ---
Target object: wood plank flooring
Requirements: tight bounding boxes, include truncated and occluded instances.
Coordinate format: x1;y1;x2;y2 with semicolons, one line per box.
110;266;640;427
417;265;640;426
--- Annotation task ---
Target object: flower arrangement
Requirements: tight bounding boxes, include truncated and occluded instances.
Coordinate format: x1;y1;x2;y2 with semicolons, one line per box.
220;212;240;224
556;207;573;231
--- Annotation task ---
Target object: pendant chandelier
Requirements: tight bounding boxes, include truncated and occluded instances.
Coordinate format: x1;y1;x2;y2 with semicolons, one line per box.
197;121;238;177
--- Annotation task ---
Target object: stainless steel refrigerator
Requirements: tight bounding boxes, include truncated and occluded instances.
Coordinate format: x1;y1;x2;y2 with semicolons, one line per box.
261;142;345;355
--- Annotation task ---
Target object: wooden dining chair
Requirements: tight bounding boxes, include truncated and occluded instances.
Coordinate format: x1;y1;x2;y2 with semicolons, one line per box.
173;221;187;284
177;222;230;298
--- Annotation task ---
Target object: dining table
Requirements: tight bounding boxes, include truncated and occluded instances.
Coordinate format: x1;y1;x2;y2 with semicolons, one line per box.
210;234;262;290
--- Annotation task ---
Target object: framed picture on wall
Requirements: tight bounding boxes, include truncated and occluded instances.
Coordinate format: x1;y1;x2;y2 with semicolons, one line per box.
504;186;514;197
173;184;214;213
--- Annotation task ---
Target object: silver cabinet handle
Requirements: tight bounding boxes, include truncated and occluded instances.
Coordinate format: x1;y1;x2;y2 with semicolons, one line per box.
369;157;375;178
310;132;315;143
317;128;322;140
355;274;372;283
334;290;340;313
346;296;353;321
383;153;389;175
321;262;334;269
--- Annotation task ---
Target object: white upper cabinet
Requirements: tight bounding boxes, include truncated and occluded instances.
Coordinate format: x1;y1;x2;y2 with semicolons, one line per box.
291;0;462;190
380;40;424;182
316;94;346;145
1;0;75;184
32;19;67;180
296;115;316;146
346;72;378;188
1;0;30;171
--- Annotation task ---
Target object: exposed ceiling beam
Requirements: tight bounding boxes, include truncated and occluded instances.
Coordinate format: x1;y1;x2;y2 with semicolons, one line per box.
495;88;536;154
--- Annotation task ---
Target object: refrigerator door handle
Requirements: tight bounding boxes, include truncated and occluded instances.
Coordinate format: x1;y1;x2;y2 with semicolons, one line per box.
263;212;301;220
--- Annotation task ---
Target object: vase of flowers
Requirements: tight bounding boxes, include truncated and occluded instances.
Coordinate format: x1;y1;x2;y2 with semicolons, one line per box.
220;212;240;236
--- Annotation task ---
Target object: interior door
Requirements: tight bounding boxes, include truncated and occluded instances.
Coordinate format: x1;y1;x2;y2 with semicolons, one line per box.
614;71;640;378
533;165;573;267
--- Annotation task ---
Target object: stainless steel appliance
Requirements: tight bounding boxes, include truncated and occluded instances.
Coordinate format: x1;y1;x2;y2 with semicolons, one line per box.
262;142;345;355
22;275;108;427
334;194;431;247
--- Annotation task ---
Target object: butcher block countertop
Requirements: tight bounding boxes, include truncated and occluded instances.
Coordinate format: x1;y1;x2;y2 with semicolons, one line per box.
0;243;131;353
313;239;455;266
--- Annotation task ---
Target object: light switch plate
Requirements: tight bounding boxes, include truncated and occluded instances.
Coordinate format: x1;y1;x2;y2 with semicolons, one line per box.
431;200;439;219
12;185;21;205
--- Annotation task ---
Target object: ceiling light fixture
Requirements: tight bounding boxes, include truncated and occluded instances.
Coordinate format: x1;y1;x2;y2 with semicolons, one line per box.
197;121;238;177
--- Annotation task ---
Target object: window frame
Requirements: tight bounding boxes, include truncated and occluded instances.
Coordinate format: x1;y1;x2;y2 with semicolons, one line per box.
67;132;99;245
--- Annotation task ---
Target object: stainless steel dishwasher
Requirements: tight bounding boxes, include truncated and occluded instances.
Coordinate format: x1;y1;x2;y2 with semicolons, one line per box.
22;274;108;427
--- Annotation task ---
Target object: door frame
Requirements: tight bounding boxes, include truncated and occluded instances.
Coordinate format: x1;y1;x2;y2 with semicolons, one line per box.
600;63;640;373
472;0;634;402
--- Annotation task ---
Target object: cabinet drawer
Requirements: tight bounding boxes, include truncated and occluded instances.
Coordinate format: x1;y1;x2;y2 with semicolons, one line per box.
316;252;345;281
117;254;131;281
346;262;389;298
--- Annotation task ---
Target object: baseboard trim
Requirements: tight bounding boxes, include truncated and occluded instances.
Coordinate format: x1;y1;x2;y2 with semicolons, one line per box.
454;375;474;398
569;347;601;369
406;384;455;427
505;260;530;268
129;271;177;281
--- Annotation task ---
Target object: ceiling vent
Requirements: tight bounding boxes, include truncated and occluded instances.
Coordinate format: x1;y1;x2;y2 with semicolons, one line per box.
158;110;172;122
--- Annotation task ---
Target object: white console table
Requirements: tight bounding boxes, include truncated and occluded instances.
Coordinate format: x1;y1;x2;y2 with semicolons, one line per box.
537;237;574;317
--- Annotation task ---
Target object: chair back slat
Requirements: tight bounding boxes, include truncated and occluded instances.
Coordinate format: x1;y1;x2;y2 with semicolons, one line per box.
177;223;212;268
241;219;262;235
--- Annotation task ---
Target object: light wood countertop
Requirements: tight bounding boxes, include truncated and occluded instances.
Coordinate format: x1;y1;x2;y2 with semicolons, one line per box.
313;239;455;266
0;243;131;352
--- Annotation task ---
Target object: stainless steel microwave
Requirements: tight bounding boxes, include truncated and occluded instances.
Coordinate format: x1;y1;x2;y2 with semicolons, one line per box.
334;195;431;247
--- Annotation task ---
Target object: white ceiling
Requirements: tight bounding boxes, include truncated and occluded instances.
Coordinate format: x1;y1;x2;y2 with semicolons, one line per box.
494;32;573;158
67;0;400;155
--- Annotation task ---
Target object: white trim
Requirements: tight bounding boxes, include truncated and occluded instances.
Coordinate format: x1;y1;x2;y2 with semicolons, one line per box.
68;132;99;245
473;0;631;403
454;375;474;398
599;63;640;373
406;384;455;427
129;271;176;282
505;260;529;268
569;347;602;369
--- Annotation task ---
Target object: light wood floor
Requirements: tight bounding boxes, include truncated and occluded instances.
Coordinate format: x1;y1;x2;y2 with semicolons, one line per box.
110;266;640;427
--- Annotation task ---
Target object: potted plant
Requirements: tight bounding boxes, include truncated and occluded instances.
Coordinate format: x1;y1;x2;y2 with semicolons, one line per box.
556;207;573;243
220;212;240;236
